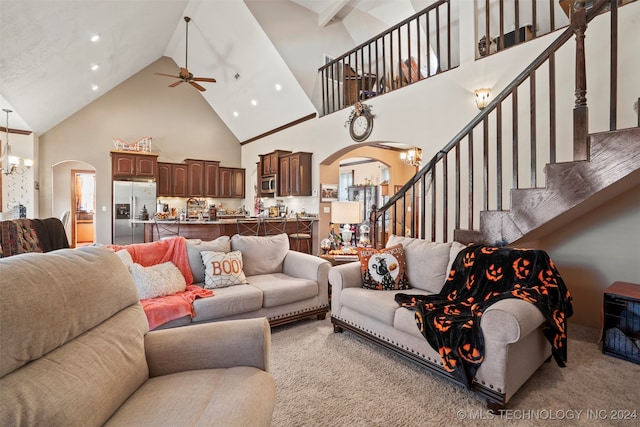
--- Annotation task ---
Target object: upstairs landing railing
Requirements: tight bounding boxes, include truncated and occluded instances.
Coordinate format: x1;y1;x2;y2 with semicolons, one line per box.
319;0;574;116
370;0;626;248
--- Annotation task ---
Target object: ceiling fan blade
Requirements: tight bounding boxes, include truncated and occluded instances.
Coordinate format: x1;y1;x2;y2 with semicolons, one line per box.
154;72;179;78
192;77;217;83
169;80;183;88
189;81;206;91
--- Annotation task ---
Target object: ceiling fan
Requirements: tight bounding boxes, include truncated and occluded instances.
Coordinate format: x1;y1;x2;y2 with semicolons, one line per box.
154;16;216;91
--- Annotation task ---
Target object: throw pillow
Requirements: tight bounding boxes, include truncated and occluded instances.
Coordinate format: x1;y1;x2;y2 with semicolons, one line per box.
386;235;455;293
115;248;134;266
201;250;248;289
128;261;187;299
230;233;289;276
186;236;231;283
357;244;410;290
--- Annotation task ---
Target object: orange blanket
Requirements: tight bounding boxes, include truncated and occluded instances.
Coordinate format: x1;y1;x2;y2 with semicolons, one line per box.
140;285;212;330
107;237;213;329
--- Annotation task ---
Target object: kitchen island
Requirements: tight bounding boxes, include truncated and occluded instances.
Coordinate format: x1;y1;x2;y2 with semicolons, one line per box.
133;217;319;254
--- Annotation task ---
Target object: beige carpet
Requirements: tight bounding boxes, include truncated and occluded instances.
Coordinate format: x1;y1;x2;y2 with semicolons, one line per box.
269;317;639;426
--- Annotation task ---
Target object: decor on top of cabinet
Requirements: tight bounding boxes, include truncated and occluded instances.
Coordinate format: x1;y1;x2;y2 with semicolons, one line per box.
112;136;152;152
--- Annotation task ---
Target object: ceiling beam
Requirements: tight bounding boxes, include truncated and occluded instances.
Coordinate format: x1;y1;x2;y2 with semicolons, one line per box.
318;0;351;27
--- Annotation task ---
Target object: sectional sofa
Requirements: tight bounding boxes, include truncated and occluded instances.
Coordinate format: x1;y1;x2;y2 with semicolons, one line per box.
0;246;276;426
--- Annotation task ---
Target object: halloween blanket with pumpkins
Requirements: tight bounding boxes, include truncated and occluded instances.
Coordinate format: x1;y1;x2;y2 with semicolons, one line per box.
395;244;573;388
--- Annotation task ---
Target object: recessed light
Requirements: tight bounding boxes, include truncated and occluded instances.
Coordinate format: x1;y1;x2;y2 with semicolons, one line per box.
90;34;100;43
233;111;239;117
275;84;282;91
251;99;257;106
91;64;99;71
91;84;99;91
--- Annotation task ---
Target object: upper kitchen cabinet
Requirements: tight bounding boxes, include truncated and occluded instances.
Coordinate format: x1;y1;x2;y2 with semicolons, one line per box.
157;162;188;197
219;167;245;198
184;159;220;197
278;152;312;196
111;151;158;180
260;150;291;176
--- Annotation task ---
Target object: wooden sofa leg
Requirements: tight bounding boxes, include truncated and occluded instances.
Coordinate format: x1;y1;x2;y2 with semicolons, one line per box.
333;324;343;333
317;313;326;321
486;401;505;414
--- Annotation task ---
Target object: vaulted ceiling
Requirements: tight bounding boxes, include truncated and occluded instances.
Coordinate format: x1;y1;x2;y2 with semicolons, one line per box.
0;0;423;141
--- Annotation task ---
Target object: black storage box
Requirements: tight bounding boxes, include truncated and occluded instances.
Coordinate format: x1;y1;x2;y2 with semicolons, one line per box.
602;282;640;364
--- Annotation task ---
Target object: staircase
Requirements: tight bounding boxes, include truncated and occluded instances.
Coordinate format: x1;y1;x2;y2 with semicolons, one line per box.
371;0;639;248
476;127;640;245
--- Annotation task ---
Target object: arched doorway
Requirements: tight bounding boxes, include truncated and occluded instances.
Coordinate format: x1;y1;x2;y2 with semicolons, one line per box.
52;161;96;247
317;142;417;251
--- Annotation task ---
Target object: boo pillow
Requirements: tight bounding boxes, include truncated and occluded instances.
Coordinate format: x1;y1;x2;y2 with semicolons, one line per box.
201;250;248;289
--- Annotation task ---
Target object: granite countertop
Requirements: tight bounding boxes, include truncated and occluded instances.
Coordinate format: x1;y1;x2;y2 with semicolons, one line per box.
130;216;317;225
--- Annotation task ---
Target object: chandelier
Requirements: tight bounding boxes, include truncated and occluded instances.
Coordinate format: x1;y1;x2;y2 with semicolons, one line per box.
1;109;32;175
400;147;422;168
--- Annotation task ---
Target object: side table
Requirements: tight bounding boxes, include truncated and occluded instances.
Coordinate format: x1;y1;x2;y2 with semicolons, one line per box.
602;281;640;364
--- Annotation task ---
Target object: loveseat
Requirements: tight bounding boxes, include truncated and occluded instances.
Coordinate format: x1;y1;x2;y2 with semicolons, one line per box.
329;235;572;409
0;246;275;426
112;233;331;330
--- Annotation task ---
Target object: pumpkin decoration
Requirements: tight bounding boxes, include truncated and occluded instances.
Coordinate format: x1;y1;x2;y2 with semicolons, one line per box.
511;288;537;303
485;264;503;282
513;257;531;279
461;318;474;329
465;274;475;291
463;251;475;267
483;291;501;301
481;246;498;254
439;346;457;372
434;315;453;332
459;343;484;364
460;296;475;306
552;309;565;331
538;269;558;287
447;289;459;301
444;305;461;316
447;269;456;281
415;311;425;333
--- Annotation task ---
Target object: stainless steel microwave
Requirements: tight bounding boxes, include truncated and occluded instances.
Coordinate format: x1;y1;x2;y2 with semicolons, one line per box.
261;175;276;195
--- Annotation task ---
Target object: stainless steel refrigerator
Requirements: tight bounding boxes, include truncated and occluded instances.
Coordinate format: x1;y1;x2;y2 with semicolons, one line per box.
113;181;157;245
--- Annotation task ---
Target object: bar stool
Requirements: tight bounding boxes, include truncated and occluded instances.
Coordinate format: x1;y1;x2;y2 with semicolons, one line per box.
289;215;312;253
154;217;180;240
236;218;261;236
262;217;287;236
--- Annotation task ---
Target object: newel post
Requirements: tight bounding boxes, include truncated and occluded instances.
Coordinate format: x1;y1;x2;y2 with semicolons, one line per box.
571;0;590;161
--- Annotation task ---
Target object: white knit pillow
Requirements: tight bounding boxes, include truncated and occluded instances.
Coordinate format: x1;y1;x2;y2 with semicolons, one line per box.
128;261;187;299
201;250;248;289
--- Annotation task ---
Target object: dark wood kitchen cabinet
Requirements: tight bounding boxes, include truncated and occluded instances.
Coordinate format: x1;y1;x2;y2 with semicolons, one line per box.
185;159;220;197
219;167;245;198
157;162;188;197
111;151;158;180
203;161;220;197
260;150;291;176
278;152;312;196
186;159;204;196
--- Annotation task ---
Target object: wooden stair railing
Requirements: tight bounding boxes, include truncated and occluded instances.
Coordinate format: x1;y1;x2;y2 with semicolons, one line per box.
370;0;628;248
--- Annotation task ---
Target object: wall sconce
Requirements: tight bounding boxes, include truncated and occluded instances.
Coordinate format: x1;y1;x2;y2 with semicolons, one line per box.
1;108;32;176
400;147;422;168
474;88;491;110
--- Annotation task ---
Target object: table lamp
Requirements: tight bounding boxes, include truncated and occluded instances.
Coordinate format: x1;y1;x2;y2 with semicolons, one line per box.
331;201;362;247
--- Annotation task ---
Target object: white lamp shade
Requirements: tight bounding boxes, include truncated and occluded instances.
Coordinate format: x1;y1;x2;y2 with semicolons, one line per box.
331;201;362;224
